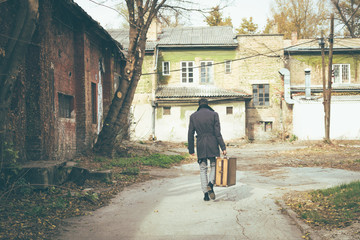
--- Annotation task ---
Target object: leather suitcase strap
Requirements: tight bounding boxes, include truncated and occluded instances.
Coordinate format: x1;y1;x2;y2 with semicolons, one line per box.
220;159;224;185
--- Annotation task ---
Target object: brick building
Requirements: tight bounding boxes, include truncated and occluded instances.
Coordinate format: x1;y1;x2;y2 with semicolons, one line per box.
2;0;125;163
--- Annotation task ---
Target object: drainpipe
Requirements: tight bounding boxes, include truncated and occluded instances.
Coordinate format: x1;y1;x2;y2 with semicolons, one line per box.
279;68;295;104
305;68;311;99
151;45;159;140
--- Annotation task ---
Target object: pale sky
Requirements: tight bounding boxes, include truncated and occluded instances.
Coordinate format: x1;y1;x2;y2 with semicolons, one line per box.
74;0;273;31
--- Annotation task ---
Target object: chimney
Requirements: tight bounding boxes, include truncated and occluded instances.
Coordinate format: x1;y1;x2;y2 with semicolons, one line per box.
291;32;297;45
305;68;311;99
147;18;162;41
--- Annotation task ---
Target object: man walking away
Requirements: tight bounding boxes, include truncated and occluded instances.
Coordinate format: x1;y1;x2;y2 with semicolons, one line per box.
188;98;227;201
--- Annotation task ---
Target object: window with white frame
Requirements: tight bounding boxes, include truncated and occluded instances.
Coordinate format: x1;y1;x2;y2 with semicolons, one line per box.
200;61;213;84
225;60;231;74
162;61;170;75
333;64;350;84
181;61;194;83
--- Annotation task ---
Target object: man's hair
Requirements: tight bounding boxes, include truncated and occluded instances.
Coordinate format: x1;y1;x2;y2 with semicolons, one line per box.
198;98;208;106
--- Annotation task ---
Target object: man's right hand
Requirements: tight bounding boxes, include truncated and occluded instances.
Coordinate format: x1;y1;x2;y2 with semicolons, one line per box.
223;150;227;155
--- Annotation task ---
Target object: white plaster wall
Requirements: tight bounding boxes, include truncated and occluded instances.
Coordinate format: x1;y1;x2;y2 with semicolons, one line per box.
155;106;195;142
154;102;246;142
293;101;360;140
130;104;153;141
212;102;246;141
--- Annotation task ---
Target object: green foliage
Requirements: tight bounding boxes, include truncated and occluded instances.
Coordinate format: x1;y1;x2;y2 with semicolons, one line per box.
0;142;22;190
112;154;185;169
236;17;258;34
204;5;232;27
93;154;186;179
289;134;298;142
140;153;185;168
3;141;19;167
94;156;109;163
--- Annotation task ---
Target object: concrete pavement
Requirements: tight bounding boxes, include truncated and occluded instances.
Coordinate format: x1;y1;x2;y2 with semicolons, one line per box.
57;159;360;240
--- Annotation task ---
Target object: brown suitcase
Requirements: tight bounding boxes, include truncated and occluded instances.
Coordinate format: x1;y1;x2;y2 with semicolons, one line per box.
215;157;236;187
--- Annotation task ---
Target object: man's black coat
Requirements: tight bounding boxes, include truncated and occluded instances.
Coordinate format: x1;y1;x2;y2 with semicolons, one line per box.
188;105;226;159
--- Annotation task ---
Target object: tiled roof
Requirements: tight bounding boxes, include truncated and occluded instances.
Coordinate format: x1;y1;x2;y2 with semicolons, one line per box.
156;85;250;99
285;38;360;52
157;26;237;47
107;29;158;51
108;26;237;51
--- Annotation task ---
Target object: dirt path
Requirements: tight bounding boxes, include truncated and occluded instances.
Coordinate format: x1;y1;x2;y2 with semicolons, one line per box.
56;142;360;240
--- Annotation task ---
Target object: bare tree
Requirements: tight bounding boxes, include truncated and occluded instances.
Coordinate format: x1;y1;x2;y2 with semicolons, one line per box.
94;0;208;156
331;0;360;37
93;0;169;156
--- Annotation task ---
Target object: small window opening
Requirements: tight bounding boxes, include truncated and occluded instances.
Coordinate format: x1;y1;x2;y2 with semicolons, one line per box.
261;121;272;132
163;106;171;115
58;93;73;118
226;106;233;115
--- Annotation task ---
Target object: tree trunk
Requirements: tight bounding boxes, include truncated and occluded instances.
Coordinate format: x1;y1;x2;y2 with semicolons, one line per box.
93;17;148;156
93;0;167;156
0;0;39;166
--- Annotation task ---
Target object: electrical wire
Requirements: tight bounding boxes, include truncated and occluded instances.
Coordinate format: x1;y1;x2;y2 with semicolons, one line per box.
141;38;319;76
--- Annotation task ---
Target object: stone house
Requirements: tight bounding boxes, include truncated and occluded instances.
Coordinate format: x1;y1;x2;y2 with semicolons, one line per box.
285;38;360;140
2;0;125;163
109;23;287;142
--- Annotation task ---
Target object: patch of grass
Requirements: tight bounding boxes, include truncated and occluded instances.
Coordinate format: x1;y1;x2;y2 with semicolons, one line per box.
287;181;360;229
140;154;185;168
110;154;185;169
121;167;140;176
94;156;109;163
110;157;141;168
355;159;360;163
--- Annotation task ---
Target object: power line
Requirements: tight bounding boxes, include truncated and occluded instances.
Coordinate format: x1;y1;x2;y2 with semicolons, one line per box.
141;39;319;76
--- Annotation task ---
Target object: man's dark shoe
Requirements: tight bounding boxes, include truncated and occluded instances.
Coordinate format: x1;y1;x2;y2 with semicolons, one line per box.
207;182;215;200
203;192;210;201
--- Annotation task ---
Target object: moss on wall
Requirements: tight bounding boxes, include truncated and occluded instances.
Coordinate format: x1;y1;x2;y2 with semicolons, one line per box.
156;107;162;119
136;55;154;93
292;53;360;84
180;106;196;120
157;49;236;85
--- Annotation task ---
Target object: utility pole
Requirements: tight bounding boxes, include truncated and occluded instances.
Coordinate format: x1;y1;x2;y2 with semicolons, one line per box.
324;14;334;143
320;30;326;101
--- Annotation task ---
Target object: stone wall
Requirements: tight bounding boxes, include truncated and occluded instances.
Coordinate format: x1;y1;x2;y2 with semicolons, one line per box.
235;34;288;140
